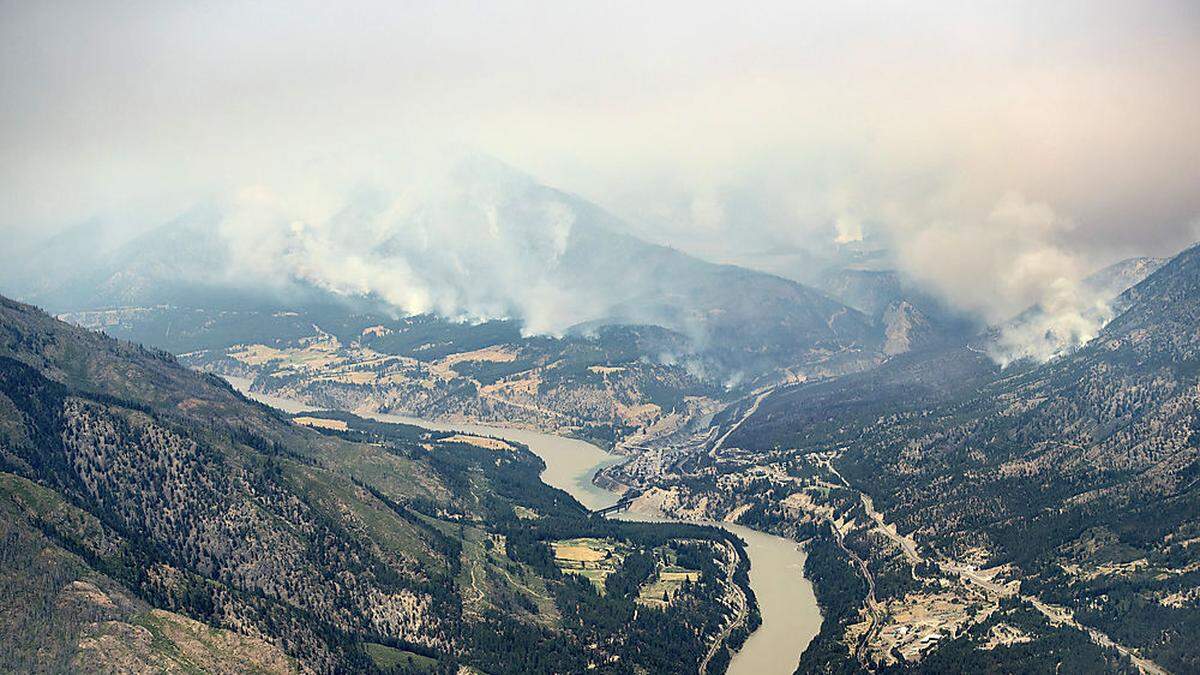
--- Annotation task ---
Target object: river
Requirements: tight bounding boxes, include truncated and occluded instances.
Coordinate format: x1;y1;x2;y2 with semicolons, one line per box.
225;377;822;673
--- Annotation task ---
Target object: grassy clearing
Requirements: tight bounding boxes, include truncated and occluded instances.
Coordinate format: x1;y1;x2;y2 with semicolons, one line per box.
457;526;559;625
293;416;349;431
281;464;443;573
552;540;612;563
443;434;515;452
551;538;626;593
513;505;540;520
636;565;701;608
365;643;438;671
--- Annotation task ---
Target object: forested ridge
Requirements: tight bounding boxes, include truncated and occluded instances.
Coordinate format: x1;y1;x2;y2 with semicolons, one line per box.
0;295;754;673
613;245;1200;673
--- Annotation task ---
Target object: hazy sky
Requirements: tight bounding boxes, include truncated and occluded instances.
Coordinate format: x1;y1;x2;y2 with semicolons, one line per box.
2;1;1199;325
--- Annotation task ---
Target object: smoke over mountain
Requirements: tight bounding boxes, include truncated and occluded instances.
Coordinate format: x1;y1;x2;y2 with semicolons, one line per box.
885;193;1099;363
213;159;591;335
0;156;877;386
0;153;1189;368
2;2;1198;364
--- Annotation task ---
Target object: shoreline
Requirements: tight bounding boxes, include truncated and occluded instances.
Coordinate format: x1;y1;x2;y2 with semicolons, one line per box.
224;375;822;674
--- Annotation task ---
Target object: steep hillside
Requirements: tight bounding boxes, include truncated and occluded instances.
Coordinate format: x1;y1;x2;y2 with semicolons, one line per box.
614;245;1200;673
6;164;894;465
1105;248;1200;354
813;268;977;356
1085;257;1168;300
0;295;755;674
49;240;884;455
985;255;1170;365
0;471;300;673
12;161;880;380
61;306;731;452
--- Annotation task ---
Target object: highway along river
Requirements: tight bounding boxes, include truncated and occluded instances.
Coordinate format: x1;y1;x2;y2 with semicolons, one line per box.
226;377;822;674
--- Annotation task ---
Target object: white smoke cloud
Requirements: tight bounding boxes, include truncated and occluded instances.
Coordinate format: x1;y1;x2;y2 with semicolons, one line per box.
832;216;864;245
893;193;1079;320
887;192;1132;364
202;158;627;336
1;1;1197;360
985;285;1115;366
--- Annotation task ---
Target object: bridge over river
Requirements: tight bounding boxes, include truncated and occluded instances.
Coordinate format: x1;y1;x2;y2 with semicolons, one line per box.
226;376;822;674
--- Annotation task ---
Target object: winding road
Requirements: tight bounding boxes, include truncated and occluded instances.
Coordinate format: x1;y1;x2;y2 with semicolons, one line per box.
698;540;750;675
820;456;1170;675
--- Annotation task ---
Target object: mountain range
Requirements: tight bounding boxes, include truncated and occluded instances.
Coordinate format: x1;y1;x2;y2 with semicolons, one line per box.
1;161;887;380
605;243;1200;673
3;163;943;454
2;161;1190;674
0;294;756;673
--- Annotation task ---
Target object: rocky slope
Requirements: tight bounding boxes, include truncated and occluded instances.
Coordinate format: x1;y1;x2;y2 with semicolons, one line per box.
8;161;881;381
612;245;1200;673
0;294;755;674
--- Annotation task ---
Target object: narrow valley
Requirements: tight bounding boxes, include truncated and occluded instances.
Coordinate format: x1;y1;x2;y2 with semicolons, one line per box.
228;376;825;674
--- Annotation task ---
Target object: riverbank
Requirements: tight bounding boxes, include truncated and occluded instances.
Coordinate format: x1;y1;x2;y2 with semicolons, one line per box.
224;376;821;673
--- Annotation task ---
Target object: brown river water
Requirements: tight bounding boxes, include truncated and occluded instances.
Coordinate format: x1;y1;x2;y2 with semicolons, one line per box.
225;377;822;674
